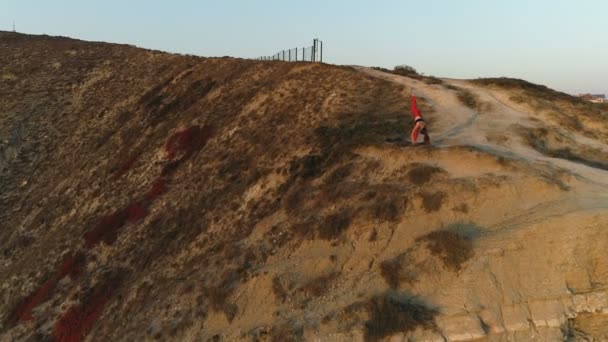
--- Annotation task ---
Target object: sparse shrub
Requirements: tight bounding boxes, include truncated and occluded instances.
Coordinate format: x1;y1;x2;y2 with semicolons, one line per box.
423;76;444;85
272;277;289;303
315;117;407;164
369;195;405;222
318;210;352;240
364;294;438;341
380;253;417;288
417;230;474;272
324;163;354;187
393;65;419;77
270;323;304;342
420;191;446;212
456;88;481;111
407;164;445;185
290;154;324;180
299;272;339;297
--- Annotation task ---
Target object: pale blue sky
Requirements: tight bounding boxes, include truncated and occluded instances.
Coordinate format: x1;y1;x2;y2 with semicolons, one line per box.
2;0;607;95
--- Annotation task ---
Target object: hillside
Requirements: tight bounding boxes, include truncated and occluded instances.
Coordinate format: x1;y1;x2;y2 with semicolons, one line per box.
1;31;608;341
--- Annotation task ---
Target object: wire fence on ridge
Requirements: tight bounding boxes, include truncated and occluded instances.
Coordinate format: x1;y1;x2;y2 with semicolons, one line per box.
256;38;323;63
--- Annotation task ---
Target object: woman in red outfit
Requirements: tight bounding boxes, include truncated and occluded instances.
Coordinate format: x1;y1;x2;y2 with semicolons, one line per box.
410;93;430;145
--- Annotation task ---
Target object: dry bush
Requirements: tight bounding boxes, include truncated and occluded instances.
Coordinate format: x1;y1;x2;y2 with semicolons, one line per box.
299;272;339;297
420;191;446;212
364;294;438;342
455;88;481;111
372;65;443;85
272;276;289;303
270;323;304;342
318;210;352;240
417;230;474;272
407;164;445;185
380;253;417;288
369;194;405;222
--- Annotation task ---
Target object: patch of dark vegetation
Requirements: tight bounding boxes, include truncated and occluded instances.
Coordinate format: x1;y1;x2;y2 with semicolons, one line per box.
369;228;378;242
290;216;318;240
417;229;474;272
420;191;446;213
270;322;304;342
318;210;352;240
368;194;405;222
380;253;417;288
282;183;315;214
544;147;608;171
523;127;608;171
324;163;354;187
289;154;324;180
272;276;289;303
364;294;438;342
455;88;481;111
407;164;445;185
471;78;582;104
372;65;443;85
286;116;406;183
299;272;339;297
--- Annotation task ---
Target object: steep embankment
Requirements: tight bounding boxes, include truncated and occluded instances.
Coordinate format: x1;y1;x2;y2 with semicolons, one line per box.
1;32;608;341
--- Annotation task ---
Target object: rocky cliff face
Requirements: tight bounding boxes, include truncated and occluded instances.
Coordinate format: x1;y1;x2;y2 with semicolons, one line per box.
1;31;608;341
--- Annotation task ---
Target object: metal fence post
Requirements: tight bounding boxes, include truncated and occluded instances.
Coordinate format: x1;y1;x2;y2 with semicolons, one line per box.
320;40;323;63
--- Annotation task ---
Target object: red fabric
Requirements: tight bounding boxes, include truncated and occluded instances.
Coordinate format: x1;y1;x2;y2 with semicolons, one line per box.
411;95;423;120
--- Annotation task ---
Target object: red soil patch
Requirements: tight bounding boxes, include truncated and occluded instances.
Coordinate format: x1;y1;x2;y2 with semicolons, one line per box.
126;202;147;223
53;275;123;342
165;125;212;160
84;200;151;248
58;252;87;280
12;252;86;322
145;178;169;201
